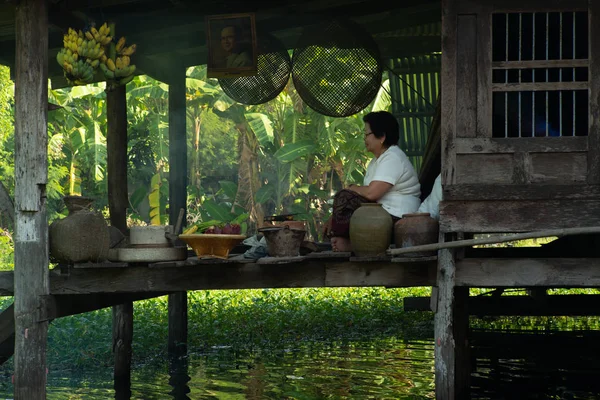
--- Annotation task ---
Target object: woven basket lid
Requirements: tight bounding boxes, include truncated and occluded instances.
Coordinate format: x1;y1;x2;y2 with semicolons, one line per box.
219;32;291;105
291;19;383;117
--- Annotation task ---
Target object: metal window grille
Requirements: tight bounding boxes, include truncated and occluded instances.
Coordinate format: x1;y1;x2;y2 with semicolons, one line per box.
491;11;589;138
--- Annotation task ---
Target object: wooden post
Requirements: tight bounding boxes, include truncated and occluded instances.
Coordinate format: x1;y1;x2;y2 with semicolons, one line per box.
168;67;188;357
107;84;128;233
13;0;49;397
106;84;133;394
113;301;133;400
434;234;470;399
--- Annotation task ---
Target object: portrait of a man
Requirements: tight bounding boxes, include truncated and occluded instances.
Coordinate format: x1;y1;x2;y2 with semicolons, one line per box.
206;13;257;78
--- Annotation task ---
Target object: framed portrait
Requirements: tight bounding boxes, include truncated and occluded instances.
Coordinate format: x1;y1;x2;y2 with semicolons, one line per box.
206;13;258;78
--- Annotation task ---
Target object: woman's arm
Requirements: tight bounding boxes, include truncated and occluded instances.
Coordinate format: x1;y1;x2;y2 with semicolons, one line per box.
347;181;392;201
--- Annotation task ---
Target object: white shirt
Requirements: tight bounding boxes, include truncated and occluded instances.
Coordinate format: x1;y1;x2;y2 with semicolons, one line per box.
363;146;421;218
226;52;251;68
417;174;442;220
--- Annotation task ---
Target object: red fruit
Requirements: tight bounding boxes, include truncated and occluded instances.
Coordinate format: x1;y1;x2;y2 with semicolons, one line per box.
214;226;223;234
222;223;233;234
231;224;241;234
205;227;215;234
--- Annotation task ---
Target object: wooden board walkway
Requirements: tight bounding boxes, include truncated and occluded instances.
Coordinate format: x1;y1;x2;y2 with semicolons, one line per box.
0;255;437;296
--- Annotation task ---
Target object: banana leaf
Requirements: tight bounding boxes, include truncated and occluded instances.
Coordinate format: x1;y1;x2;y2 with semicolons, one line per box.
202;199;232;222
273;140;315;163
218;180;238;200
245;112;274;147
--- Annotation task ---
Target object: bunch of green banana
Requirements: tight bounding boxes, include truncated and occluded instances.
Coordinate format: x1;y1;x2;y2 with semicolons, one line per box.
100;35;137;86
59;25;109;85
62;28;83;53
100;55;136;85
85;22;112;46
115;36;137;57
62;59;95;85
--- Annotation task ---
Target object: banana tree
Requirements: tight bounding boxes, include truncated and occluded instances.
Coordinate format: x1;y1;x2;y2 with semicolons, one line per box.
48;84;108;211
125;75;171;223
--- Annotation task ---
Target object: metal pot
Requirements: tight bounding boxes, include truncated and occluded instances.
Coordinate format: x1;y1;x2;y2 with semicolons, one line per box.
129;225;174;246
258;225;306;257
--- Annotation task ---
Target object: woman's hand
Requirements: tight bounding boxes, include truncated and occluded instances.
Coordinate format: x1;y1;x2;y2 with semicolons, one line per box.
349;181;392;201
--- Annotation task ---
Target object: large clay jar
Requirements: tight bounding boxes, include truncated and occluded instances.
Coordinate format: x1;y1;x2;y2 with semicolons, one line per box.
394;212;439;256
349;203;392;257
49;196;110;263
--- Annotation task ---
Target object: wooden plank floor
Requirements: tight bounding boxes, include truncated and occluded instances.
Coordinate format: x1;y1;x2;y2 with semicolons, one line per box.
0;254;437;296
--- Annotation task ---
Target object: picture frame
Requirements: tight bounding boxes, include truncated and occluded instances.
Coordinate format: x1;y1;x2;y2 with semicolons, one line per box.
206;13;258;79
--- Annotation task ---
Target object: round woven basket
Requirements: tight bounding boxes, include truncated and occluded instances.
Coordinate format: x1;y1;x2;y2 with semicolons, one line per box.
291;19;383;117
219;32;291;105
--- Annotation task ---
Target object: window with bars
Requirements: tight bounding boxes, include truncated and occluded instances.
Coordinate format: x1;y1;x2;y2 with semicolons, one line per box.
491;11;589;138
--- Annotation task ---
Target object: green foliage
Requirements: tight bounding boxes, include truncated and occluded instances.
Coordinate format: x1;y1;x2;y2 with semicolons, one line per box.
0;287;433;370
0;66;14;200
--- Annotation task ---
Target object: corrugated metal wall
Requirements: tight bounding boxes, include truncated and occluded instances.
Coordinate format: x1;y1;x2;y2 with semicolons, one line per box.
389;54;441;172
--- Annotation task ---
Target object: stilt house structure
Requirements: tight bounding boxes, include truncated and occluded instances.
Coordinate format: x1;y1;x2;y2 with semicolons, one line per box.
0;0;598;398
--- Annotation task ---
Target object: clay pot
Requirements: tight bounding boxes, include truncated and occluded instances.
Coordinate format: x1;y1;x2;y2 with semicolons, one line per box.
349;203;392;257
394;212;439;256
259;226;306;257
49;196;110;264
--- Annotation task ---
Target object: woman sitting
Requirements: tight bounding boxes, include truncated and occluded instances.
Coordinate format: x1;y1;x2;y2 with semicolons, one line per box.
323;111;421;252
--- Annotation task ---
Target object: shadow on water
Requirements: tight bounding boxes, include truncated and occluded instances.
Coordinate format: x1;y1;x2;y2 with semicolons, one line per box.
470;328;600;400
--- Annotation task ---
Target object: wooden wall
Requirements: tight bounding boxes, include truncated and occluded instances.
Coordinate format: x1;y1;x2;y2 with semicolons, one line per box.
440;0;600;232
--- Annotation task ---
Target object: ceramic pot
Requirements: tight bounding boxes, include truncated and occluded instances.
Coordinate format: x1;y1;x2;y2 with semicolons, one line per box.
394;212;439;256
349;203;392;257
49;196;110;264
259;226;306;257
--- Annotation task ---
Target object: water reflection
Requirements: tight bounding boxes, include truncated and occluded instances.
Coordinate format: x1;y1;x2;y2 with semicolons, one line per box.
168;356;191;400
2;331;599;399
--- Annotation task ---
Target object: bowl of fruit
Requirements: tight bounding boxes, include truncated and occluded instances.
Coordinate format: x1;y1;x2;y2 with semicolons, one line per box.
179;221;245;259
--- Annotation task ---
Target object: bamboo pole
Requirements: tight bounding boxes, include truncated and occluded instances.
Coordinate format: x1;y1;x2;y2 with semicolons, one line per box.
13;0;50;397
389;226;600;256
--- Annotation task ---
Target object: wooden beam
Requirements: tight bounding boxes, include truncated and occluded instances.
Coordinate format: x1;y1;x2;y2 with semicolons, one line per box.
456;258;600;287
441;0;457;185
455;137;588;154
13;0;50;396
440;199;600;233
168;67;188;358
0;261;439;295
106;84;128;234
434;230;468;399
405;294;600;316
113;301;132;400
0;293;166;366
589;0;600;184
443;184;600;201
106;59;131;398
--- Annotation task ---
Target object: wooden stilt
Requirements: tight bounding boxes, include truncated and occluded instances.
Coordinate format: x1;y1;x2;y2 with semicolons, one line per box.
168;67;188;357
113;302;133;400
434;234;471;399
106;84;133;395
13;0;49;397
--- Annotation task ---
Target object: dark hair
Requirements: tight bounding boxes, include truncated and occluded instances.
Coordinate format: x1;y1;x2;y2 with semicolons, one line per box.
221;25;240;39
363;111;399;147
